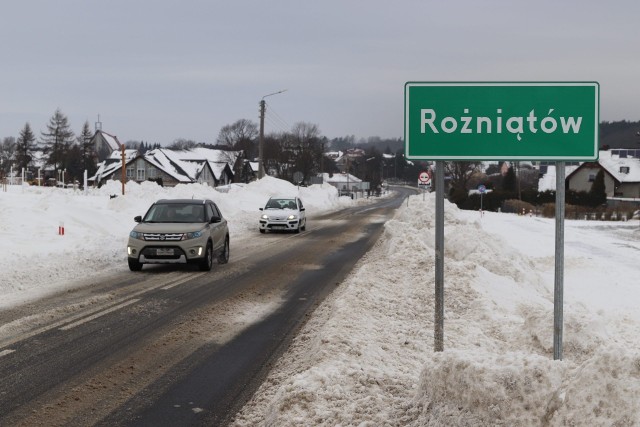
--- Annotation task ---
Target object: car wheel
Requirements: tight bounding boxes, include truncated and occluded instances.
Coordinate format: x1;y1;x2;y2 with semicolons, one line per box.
128;258;143;271
199;242;213;271
217;236;230;264
259;229;266;234
301;219;306;231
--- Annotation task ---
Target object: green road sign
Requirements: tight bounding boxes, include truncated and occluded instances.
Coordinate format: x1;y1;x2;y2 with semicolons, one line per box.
404;82;599;160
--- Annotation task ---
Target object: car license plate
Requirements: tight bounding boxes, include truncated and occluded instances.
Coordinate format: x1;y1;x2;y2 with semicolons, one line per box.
272;225;285;229
157;248;174;256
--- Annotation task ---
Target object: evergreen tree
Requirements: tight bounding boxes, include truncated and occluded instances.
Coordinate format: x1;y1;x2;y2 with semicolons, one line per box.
77;120;97;177
588;168;607;207
502;166;517;192
15;122;37;170
65;143;85;184
40;108;75;173
0;136;17;176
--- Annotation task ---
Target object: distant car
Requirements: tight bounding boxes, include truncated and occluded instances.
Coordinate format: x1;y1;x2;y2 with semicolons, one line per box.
127;198;230;271
259;196;306;233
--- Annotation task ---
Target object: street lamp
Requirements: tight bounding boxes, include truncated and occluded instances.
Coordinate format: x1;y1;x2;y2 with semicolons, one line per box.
258;89;287;179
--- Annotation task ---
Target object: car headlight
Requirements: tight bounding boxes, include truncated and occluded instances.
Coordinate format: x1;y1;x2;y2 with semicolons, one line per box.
261;214;269;220
183;230;204;240
287;214;298;220
129;230;144;240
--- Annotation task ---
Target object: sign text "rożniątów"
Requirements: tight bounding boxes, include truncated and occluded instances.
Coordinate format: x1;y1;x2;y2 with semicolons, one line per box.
420;108;583;142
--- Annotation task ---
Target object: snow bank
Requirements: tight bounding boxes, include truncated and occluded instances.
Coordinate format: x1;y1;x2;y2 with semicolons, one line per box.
232;192;640;426
0;178;351;307
3;180;640;425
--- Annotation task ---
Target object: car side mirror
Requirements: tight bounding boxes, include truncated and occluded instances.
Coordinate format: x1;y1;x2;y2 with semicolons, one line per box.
259;207;263;211
134;215;142;223
300;207;305;211
210;216;221;223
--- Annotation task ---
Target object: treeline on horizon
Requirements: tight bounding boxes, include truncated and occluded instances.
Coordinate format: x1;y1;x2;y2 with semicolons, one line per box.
599;120;640;149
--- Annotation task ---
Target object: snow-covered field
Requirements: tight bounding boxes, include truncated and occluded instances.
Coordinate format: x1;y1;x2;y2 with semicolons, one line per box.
2;179;640;425
0;177;358;308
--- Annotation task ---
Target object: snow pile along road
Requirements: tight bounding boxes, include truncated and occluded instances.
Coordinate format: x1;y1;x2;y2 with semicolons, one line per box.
2;180;639;425
0;177;356;308
231;193;640;426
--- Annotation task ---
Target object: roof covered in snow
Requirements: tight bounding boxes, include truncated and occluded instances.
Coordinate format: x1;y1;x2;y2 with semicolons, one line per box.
98;130;121;151
90;147;239;183
91;149;139;182
597;150;640;183
319;172;362;183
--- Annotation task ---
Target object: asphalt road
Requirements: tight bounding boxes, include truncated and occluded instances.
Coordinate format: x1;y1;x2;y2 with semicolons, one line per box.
0;186;416;426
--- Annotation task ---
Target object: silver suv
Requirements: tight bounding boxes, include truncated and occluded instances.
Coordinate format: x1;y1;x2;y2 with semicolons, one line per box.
127;199;229;271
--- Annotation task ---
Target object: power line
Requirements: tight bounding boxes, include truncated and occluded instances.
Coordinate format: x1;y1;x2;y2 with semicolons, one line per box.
265;102;290;131
265;116;288;134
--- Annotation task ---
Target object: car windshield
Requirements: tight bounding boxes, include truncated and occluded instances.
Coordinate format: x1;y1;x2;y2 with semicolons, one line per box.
143;203;205;223
265;198;296;209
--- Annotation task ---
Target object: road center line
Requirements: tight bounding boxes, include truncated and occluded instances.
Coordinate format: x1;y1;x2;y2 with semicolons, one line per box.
161;273;206;290
0;272;206;350
59;299;141;331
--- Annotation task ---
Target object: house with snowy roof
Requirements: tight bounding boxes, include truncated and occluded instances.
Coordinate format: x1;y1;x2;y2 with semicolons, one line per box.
91;130;122;162
318;172;367;195
566;149;640;199
90;147;238;188
537;164;581;192
330;149;366;173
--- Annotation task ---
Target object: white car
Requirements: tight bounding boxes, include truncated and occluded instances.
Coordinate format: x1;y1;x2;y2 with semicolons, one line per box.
259;196;307;233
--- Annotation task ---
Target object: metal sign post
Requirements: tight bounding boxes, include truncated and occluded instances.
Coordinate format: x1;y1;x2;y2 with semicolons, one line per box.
554;162;565;360
434;161;444;352
478;184;486;215
404;81;599;359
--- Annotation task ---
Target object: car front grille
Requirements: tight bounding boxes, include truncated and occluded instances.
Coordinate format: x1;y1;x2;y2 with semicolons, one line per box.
143;233;184;241
141;246;185;260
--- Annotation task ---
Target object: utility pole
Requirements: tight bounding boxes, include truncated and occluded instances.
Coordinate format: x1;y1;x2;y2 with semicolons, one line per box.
121;143;126;195
258;100;266;179
258;89;287;179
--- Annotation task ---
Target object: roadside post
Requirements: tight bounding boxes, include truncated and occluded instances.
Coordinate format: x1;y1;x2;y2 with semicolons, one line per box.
418;169;431;200
434;161;444;351
554;163;565;360
405;82;599;359
478;184;486;216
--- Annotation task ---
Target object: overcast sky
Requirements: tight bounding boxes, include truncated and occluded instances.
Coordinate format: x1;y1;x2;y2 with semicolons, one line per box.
1;0;639;146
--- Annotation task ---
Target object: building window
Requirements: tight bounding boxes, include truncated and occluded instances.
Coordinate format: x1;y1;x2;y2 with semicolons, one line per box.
126;166;135;179
137;167;145;181
620;166;630;174
588;173;596;182
148;168;157;178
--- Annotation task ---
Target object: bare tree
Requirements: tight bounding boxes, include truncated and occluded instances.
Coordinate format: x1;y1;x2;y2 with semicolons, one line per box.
216;119;258;159
288;122;323;181
261;131;291;179
445;161;482;204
